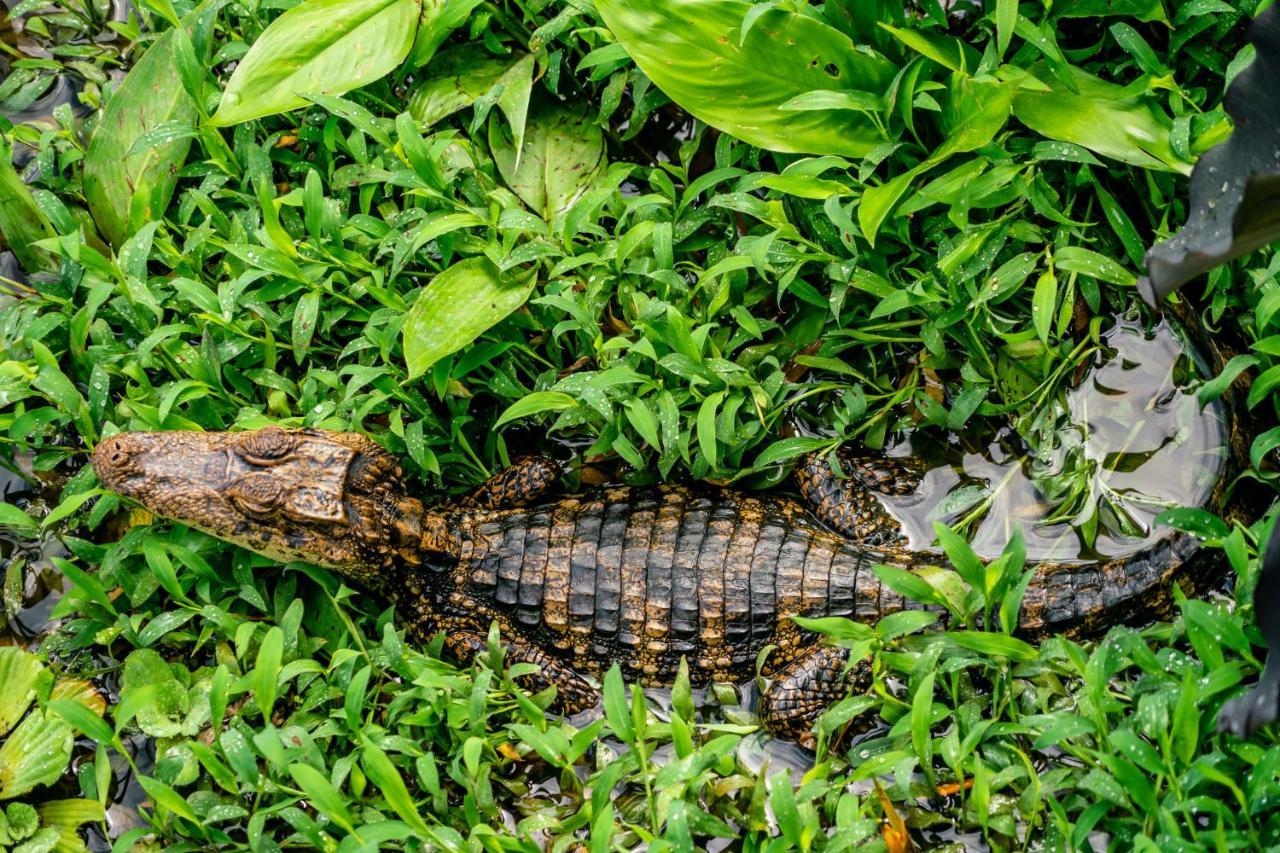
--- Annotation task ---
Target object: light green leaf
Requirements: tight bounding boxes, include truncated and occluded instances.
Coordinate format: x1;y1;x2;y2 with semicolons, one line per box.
406;0;483;70
0;648;43;738
211;0;421;126
83;29;197;246
288;763;357;834
120;649;191;738
254;627;284;721
404;258;537;378
597;0;894;157
1032;268;1056;344
409;49;532;127
0;504;36;534
0;140;54;271
1012;65;1191;174
361;743;429;835
0;710;73;799
489;100;605;219
494;392;579;428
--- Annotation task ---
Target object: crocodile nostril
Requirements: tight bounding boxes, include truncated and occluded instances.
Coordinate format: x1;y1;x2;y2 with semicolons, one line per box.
93;437;143;484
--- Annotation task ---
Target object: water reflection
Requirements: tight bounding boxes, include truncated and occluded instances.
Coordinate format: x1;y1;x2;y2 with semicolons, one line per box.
880;314;1228;560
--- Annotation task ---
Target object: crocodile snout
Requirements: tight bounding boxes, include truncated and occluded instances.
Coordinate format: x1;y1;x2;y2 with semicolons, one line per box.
92;434;145;491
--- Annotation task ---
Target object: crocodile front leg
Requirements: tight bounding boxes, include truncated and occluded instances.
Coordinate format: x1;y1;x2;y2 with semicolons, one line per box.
795;450;919;545
454;456;563;510
440;621;598;714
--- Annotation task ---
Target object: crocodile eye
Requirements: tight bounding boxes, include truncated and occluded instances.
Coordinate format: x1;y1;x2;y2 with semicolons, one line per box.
234;427;295;466
226;472;285;518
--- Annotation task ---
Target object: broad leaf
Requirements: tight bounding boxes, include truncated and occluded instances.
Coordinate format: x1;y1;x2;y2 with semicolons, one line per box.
83;29;197;247
0;141;53;271
405;0;483;70
0;648;43;738
1140;6;1280;303
409;49;533;127
489;99;604;219
210;0;420;126
404;258;537;378
596;0;894;157
1012;65;1190;175
0;710;73;799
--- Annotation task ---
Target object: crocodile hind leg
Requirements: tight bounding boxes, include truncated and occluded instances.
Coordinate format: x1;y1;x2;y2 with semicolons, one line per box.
1220;520;1280;736
454;456;563;510
795;450;920;545
759;645;867;748
442;624;598;713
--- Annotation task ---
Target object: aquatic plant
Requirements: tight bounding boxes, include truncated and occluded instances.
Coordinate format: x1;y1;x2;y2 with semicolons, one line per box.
0;0;1279;849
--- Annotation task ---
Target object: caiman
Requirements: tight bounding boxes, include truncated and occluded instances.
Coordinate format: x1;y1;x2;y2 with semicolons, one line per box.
91;355;1249;744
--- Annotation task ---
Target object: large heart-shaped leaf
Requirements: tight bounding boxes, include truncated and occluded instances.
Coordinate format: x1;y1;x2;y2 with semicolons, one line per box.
210;0;421;126
596;0;895;157
403;257;537;378
83;29;197;247
1140;6;1280;304
489;99;605;219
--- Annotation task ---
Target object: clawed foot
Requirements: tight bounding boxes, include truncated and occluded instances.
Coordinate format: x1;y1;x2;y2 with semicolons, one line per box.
1218;678;1280;737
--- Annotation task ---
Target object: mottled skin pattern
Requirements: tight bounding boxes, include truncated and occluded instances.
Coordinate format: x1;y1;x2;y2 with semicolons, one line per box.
94;398;1248;744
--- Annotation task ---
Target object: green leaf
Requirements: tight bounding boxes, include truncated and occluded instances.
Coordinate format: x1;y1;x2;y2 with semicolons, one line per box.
405;0;483;70
410;49;534;136
946;630;1038;661
597;0;894;157
0;648;43;738
880;23;981;72
996;0;1016;57
83;29;197;247
489;100;605;219
0;504;36;534
494;392;579;428
255;627;284;722
362;743;430;835
403;258;537;379
1012;66;1191;174
1054;247;1136;286
210;0;421;126
933;522;985;595
602;664;634;743
1198;354;1256;407
1032;267;1056;344
1153;507;1228;540
0;141;54;271
120;649;192;738
0;709;73;799
288;763;357;834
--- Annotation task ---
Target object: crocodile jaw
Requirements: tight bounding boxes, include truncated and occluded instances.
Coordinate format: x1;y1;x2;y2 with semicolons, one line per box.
93;427;423;585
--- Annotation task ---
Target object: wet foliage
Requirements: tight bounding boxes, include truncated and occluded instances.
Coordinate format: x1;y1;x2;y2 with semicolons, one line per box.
1;0;1280;849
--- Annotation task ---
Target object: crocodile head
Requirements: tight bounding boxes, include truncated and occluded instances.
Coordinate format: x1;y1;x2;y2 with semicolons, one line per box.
93;427;425;585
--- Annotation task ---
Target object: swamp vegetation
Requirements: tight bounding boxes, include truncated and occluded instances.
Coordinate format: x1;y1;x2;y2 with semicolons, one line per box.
1;0;1280;849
